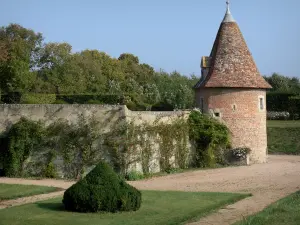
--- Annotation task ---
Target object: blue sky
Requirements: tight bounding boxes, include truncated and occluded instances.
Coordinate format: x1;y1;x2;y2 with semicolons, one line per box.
1;0;299;78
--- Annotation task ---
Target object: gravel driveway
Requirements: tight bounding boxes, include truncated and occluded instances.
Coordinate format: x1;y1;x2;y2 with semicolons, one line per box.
1;155;300;224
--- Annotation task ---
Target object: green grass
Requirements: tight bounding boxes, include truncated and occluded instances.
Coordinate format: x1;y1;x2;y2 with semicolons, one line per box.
234;191;300;225
0;191;250;225
267;120;300;128
267;120;300;155
0;183;60;201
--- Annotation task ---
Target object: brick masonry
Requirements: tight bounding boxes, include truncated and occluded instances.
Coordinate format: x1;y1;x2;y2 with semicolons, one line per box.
196;88;267;163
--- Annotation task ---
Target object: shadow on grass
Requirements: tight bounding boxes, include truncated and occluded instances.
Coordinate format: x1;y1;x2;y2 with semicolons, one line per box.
36;202;66;212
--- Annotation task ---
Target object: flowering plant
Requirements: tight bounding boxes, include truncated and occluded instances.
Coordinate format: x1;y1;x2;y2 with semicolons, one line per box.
267;111;290;120
231;147;251;160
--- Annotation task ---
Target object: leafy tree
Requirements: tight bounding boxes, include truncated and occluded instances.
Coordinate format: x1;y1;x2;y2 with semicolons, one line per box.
38;42;87;94
0;23;210;110
264;73;300;94
143;83;161;106
0;42;8;62
75;50;108;93
118;53;139;64
0;24;43;93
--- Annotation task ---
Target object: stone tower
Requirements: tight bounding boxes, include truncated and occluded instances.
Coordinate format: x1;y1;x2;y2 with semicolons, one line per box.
194;1;272;164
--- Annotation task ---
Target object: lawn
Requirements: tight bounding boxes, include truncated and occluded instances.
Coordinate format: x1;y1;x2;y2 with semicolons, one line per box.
267;120;300;155
0;183;60;201
0;191;250;225
234;191;300;225
267;120;300;128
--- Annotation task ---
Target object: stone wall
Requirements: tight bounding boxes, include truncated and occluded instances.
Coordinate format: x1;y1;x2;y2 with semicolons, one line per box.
0;104;191;176
195;88;267;164
0;104;189;132
0;104;125;133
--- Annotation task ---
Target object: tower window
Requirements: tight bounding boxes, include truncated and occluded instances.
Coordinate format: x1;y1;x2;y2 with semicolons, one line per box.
232;104;237;111
214;112;220;117
259;97;264;110
200;98;204;112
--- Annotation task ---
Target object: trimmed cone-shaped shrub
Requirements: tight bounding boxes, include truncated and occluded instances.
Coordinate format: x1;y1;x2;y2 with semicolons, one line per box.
62;161;142;213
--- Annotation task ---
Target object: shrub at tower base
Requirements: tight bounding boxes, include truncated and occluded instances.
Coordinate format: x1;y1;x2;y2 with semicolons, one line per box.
62;161;141;213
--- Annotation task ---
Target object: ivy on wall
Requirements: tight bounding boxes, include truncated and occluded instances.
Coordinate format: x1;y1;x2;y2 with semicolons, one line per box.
0;118;45;177
104;116;190;176
188;111;231;167
45;114;103;179
0;110;231;179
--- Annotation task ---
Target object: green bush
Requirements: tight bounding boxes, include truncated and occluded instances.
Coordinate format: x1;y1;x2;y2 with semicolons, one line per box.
62;161;141;213
43;162;57;178
188;110;230;168
20;93;56;104
125;170;145;181
1;118;45;177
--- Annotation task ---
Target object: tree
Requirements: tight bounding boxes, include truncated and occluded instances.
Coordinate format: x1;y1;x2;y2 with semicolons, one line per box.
143;83;161;106
38;42;87;94
0;42;8;63
0;24;43;93
118;53;139;64
264;73;300;94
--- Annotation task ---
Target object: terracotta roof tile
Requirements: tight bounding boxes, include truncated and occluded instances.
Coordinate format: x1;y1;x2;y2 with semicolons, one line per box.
195;16;272;89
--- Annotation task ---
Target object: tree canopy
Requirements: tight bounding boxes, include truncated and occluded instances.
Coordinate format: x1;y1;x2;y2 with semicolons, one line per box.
0;24;299;110
0;24;198;110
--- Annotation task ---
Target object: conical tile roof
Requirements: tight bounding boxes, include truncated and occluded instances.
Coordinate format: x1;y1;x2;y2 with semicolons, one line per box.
195;2;272;89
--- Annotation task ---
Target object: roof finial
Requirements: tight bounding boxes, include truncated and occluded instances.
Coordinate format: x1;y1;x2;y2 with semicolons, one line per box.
223;0;235;23
226;0;230;12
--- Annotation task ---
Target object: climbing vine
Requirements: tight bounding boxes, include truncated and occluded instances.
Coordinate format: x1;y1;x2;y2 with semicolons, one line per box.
0;117;45;177
105;116;190;176
188;110;231;167
0;110;232;179
46;114;103;179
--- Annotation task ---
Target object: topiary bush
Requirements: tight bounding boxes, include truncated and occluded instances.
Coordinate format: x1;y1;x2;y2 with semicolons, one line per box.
62;161;141;213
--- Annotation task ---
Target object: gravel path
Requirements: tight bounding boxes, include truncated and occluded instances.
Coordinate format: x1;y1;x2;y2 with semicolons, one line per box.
1;155;300;224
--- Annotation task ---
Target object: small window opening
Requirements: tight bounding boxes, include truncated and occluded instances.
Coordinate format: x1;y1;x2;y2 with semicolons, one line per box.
233;104;236;111
200;98;204;112
259;98;264;110
214;112;220;117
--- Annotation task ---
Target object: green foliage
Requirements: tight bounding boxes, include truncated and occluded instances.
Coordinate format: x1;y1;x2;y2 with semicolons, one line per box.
118;53;139;64
43;162;57;178
46;114;102;179
62;161;141;213
0;24;42;93
125;170;145;181
188;111;230;167
105;117;190;175
264;73;300;94
266;92;300;119
155;118;189;171
56;94;123;105
0;113;104;179
42;151;57;178
0;24;197;110
20;93;56;104
1;118;45;177
0;23;299;113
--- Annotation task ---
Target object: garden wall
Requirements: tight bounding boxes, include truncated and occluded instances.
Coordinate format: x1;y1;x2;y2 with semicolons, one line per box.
0;104;191;177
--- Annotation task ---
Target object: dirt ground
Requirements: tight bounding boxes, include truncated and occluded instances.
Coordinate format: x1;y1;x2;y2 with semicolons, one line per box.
1;155;300;225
